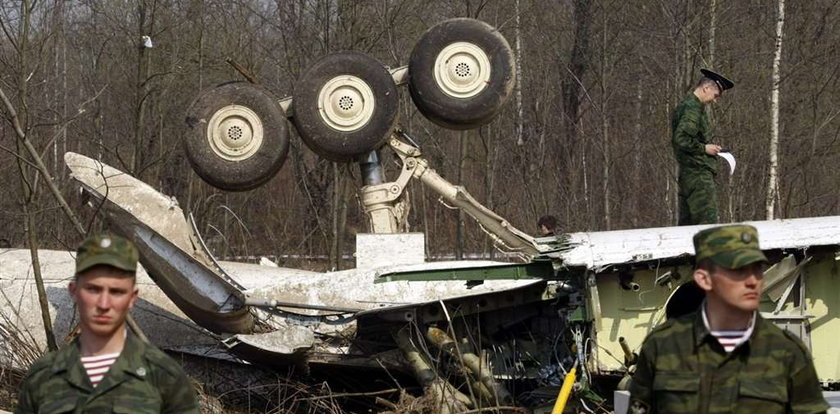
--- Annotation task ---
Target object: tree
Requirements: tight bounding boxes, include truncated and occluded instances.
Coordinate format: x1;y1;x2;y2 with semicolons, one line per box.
766;0;785;220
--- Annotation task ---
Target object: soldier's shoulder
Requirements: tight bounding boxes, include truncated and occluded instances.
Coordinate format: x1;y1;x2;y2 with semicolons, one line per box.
646;312;694;339
677;93;699;105
21;347;65;384
25;353;55;376
758;317;812;355
141;342;188;376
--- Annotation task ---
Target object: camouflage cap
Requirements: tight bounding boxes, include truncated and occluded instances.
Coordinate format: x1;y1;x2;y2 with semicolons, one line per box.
75;233;139;275
693;224;768;269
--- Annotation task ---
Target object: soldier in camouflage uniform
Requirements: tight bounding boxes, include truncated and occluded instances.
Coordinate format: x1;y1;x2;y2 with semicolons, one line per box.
15;234;199;414
673;69;734;225
628;225;829;413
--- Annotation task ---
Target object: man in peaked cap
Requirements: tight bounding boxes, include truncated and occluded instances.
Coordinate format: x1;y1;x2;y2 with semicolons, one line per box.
672;69;734;226
629;224;828;413
16;234;199;414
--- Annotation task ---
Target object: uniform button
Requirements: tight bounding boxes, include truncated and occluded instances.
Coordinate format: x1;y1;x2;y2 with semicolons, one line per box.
136;367;146;377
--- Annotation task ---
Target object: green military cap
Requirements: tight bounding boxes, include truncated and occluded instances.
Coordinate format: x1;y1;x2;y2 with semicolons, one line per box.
75;233;139;275
693;224;768;269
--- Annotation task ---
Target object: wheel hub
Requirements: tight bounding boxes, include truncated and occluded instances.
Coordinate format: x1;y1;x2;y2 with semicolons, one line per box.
207;105;263;161
434;42;491;99
318;76;375;132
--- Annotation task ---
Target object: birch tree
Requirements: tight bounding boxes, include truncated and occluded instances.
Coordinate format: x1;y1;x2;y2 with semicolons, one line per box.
514;0;524;146
766;0;785;220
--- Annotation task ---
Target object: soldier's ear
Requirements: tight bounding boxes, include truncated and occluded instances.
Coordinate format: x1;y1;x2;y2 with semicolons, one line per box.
128;286;139;309
68;281;78;302
693;268;713;292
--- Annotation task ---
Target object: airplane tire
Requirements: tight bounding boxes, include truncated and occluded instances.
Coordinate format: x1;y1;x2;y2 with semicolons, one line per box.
184;82;289;191
408;18;515;130
292;51;399;162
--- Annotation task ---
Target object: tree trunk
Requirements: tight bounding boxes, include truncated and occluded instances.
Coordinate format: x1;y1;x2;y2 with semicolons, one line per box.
562;0;592;146
455;131;467;260
514;0;524;146
632;78;642;228
600;18;610;230
482;126;497;259
766;0;785;220
708;0;717;66
133;2;152;175
24;201;58;352
330;163;347;270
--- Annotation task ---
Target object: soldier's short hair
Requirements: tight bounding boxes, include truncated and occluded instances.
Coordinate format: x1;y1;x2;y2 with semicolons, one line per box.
695;257;718;272
537;215;558;230
697;77;718;89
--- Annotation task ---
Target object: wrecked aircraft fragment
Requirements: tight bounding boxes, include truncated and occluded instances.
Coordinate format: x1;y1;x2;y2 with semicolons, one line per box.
62;152;568;387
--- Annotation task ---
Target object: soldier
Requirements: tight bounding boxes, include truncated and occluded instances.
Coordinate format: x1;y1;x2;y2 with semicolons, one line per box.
15;234;199;413
628;224;829;413
673;69;733;226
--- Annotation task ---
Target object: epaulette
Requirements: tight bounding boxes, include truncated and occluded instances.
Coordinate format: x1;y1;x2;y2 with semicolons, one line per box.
646;313;691;338
142;343;185;376
21;351;58;381
780;329;812;356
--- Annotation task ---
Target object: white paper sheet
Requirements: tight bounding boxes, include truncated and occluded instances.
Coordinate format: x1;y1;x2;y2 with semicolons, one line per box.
718;151;736;175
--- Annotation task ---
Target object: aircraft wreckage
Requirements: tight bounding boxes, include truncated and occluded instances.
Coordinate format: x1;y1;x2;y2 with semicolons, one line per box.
4;17;840;413
3;152;839;412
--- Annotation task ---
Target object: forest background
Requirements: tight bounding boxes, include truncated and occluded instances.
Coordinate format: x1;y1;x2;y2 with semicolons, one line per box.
2;0;838;270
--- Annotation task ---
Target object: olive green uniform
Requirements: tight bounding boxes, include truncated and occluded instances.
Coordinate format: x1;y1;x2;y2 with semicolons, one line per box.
629;310;828;413
15;333;199;414
630;225;829;413
672;93;718;225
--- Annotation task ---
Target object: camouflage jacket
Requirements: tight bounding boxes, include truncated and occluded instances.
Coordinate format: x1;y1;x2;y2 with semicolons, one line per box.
628;310;829;414
672;93;717;175
15;333;199;414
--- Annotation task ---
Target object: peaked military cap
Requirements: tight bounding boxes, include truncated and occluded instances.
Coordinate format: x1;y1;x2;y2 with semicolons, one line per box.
700;69;735;92
75;233;139;275
693;224;767;269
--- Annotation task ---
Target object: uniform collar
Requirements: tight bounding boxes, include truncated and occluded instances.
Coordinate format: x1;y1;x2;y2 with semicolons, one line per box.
51;337;89;391
693;307;708;347
51;332;150;392
693;302;758;348
687;93;703;106
95;333;150;387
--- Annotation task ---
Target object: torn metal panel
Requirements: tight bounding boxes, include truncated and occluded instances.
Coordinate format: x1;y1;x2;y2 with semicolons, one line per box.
764;255;813;305
555;217;840;270
223;328;315;369
65;152;254;334
356;233;425;269
375;259;554;282
64;152;210;266
246;261;543;317
355;279;551;324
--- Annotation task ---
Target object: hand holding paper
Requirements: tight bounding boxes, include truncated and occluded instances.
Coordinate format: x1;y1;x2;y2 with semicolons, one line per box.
718;149;736;175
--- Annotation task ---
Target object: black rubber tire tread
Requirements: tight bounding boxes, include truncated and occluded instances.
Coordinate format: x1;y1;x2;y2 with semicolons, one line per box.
291;51;399;162
408;18;515;130
183;82;289;191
